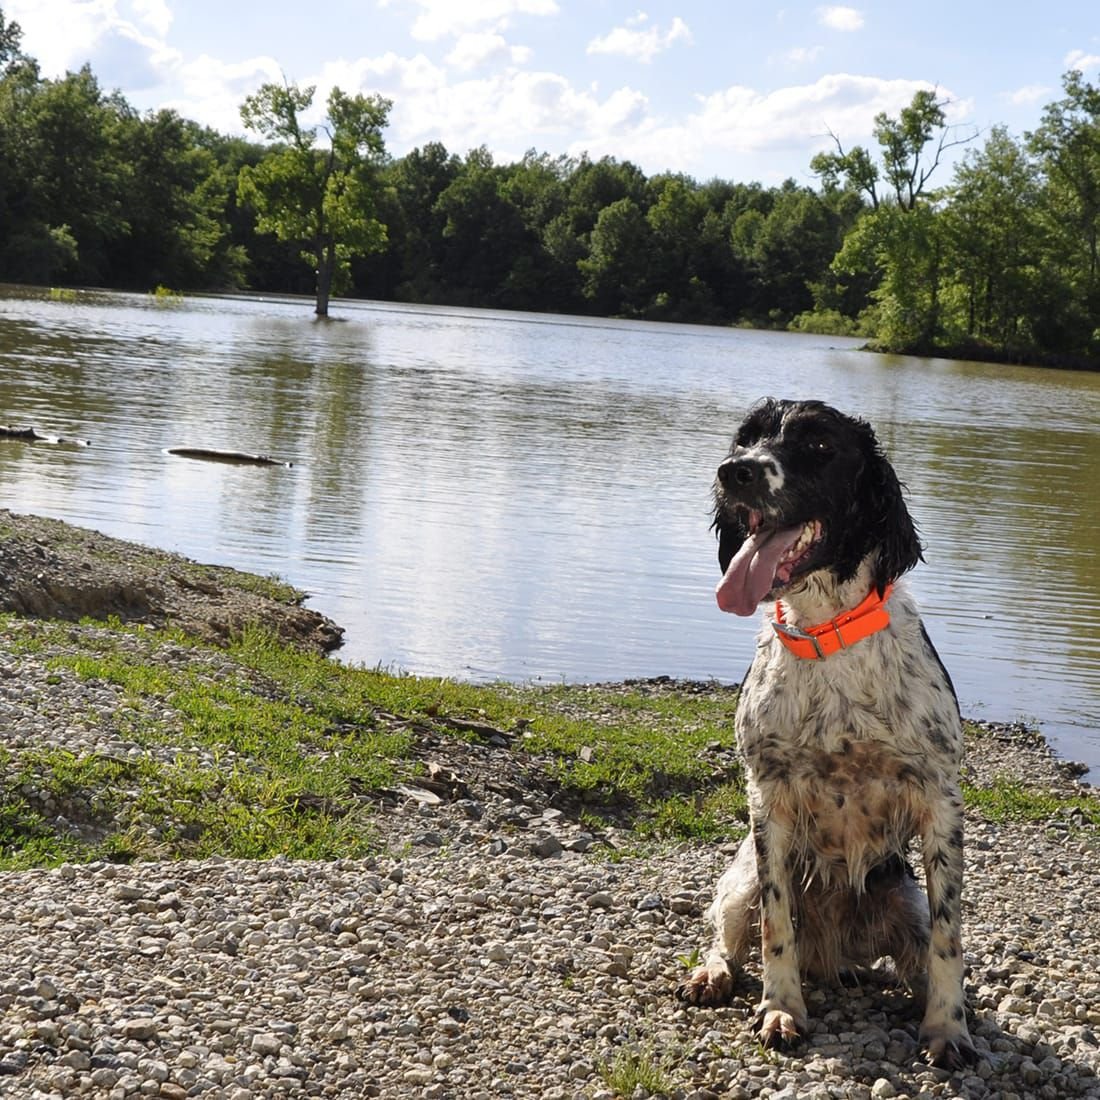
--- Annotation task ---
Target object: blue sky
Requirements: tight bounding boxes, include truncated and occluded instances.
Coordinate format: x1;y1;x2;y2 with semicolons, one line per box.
7;0;1100;184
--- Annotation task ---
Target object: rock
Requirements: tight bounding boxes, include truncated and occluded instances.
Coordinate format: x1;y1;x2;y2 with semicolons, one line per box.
532;833;564;858
250;1033;284;1056
117;1018;159;1041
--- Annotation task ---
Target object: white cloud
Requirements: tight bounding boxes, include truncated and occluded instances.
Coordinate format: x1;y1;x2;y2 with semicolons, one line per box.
383;66;649;156
445;32;531;71
381;0;560;42
1005;82;1052;106
817;6;864;32
6;0;178;83
131;0;173;39
785;45;823;64
577;73;957;181
347;51;448;93
165;53;285;134
587;14;693;63
1064;49;1100;74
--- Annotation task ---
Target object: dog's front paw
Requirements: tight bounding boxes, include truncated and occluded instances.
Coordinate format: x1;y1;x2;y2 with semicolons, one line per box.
753;1000;807;1050
920;1025;977;1070
676;961;733;1007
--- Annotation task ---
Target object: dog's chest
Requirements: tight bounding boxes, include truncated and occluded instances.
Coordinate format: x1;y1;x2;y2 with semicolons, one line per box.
736;621;959;765
735;628;960;872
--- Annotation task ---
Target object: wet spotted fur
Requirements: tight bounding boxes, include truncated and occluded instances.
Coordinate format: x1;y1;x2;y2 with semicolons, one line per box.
676;399;975;1070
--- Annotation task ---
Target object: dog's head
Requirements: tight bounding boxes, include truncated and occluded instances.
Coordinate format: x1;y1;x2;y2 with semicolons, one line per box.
712;397;922;615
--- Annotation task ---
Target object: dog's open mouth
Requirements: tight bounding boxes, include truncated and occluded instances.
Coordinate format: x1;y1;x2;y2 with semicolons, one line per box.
716;512;824;616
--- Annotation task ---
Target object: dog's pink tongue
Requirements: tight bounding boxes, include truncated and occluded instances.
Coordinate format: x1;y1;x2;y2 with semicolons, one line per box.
716;525;804;616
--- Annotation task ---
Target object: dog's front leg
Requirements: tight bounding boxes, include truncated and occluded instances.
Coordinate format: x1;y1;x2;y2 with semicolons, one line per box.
919;789;976;1069
751;811;807;1048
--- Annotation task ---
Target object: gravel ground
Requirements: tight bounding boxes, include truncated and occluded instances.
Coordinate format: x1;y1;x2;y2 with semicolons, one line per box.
1;658;1097;1100
0;511;1098;1099
0;817;1097;1100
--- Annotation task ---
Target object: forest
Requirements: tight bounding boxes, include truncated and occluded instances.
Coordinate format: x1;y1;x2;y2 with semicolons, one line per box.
1;9;1098;366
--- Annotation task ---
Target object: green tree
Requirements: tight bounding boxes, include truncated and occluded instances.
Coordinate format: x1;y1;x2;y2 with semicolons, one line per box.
2;65;127;284
940;127;1047;349
1026;70;1100;353
813;89;974;210
0;7;23;69
731;182;843;323
833;202;944;349
105;109;244;290
644;174;711;319
814;90;975;351
431;146;531;306
578;197;654;315
500;151;577;310
373;141;460;301
238;80;391;316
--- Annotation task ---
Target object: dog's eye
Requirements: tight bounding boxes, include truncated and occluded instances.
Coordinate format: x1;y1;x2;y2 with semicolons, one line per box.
807;439;832;456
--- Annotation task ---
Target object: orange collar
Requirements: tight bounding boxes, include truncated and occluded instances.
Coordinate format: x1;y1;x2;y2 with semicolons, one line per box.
772;583;894;660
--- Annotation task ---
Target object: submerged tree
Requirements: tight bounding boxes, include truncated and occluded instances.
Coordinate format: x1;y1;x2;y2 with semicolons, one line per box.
238;80;391;316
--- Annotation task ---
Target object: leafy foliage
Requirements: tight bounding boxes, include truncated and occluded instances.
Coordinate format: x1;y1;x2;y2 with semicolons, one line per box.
0;11;1098;363
237;80;391;315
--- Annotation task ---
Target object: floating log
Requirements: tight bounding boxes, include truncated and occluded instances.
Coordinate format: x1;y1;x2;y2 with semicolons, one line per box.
0;425;90;446
166;447;292;468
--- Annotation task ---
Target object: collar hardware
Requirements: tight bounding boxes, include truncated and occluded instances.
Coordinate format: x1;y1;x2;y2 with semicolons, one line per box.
772;583;894;660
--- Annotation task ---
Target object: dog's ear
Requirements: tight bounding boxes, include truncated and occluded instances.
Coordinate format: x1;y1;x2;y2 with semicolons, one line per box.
857;424;923;591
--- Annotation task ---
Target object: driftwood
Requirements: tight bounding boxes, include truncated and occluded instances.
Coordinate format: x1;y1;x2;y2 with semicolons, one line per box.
0;425;90;446
166;447;292;468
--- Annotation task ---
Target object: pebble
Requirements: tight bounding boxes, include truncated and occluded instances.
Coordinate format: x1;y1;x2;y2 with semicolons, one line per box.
0;616;1097;1098
0;820;1096;1099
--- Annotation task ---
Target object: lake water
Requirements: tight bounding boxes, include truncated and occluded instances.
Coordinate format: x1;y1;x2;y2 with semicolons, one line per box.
2;286;1099;774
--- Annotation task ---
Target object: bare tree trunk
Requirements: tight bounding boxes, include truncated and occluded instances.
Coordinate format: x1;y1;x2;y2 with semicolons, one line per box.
315;240;335;317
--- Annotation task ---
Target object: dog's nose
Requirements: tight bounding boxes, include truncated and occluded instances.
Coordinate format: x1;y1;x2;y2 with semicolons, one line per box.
717;458;760;487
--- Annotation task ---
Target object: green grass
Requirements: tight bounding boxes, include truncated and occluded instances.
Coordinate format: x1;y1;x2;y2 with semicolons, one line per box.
0;619;746;869
227;628;743;813
962;777;1100;825
598;1041;679;1097
3;614;1095;871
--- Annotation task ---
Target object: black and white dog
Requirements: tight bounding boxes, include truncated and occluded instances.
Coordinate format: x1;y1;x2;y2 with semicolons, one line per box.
678;398;975;1070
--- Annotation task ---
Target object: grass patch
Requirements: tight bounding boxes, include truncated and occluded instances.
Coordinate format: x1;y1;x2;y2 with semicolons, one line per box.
598;1041;679;1097
6;613;1097;873
962;777;1100;825
0;619;746;868
183;564;304;605
228;629;744;820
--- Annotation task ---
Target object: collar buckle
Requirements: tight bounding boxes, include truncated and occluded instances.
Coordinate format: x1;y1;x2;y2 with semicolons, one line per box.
772;619;827;660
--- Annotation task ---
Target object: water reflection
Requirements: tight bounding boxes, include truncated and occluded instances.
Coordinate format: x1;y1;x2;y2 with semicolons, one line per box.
1;286;1098;772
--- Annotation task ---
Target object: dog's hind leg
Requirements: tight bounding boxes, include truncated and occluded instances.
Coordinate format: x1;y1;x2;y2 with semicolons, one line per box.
676;835;758;1006
878;863;933;992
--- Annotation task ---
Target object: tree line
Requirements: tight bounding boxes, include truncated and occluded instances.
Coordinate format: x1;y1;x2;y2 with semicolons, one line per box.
1;9;1098;365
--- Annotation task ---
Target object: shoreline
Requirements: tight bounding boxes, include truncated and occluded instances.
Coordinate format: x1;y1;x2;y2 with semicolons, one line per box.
0;509;1097;1098
0;505;1093;782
